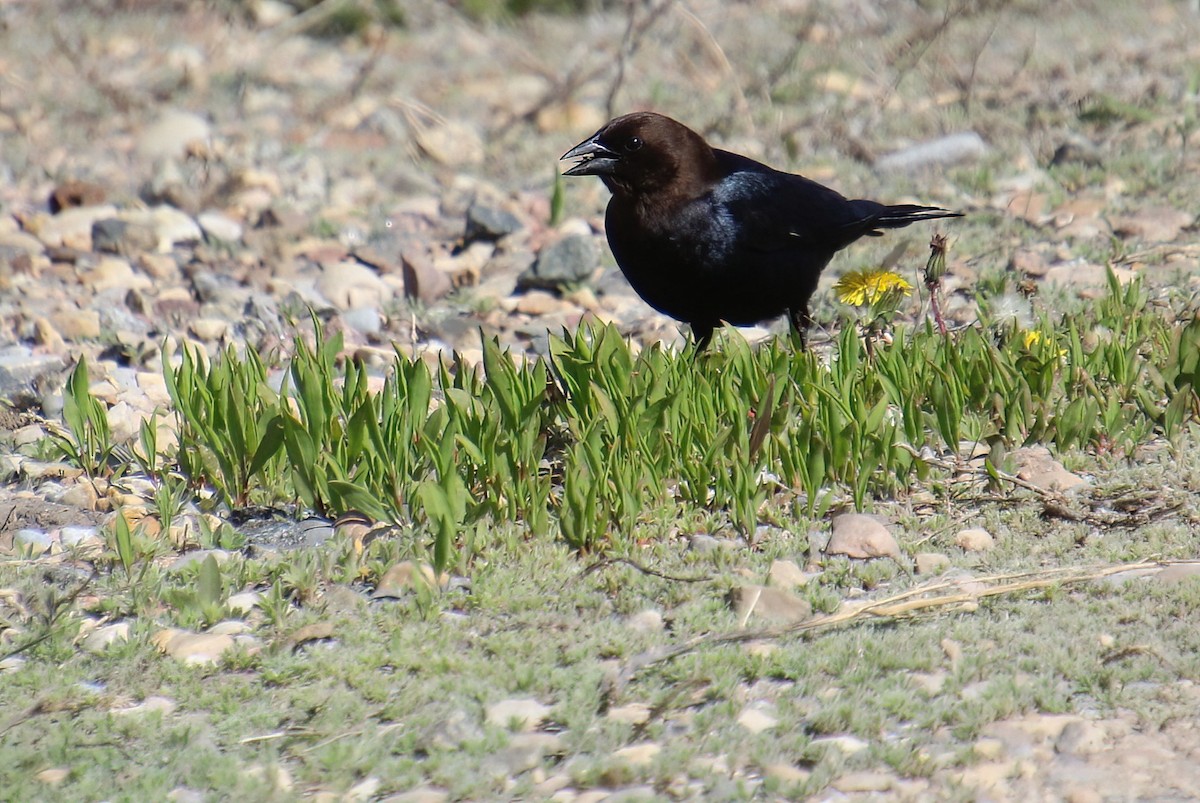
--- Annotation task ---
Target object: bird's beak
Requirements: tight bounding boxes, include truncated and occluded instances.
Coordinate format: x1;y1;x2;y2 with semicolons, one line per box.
561;135;619;177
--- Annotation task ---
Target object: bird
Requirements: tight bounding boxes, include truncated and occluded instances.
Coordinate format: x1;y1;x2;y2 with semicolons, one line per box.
560;111;962;351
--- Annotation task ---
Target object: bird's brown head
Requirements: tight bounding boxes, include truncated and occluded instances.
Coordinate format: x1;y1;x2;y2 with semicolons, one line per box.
560;112;715;198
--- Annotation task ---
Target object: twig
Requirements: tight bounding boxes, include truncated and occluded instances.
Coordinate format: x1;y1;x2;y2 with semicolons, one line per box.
608;559;1169;694
575;556;711;586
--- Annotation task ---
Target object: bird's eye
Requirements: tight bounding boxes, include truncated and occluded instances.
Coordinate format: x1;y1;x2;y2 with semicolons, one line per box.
624;137;643;153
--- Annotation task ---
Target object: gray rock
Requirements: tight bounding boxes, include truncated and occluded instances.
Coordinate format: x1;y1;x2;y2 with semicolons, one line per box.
465;200;522;243
92;219;160;256
875;132;988;174
197;211;244;243
341;306;383;336
729;585;812;625
517;234;598;292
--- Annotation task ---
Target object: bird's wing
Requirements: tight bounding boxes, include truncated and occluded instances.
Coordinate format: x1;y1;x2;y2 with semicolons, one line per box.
710;150;880;253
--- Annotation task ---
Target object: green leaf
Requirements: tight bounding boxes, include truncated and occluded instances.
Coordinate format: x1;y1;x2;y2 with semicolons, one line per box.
197;554;222;607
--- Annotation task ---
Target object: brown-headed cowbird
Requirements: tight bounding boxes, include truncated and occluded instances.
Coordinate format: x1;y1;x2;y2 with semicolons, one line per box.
561;112;962;350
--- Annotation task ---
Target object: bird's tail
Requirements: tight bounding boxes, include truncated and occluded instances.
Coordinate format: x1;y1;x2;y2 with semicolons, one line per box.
851;201;963;236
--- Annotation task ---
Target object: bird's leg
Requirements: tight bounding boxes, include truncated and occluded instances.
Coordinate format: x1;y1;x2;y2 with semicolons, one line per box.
690;322;714;357
786;306;811;350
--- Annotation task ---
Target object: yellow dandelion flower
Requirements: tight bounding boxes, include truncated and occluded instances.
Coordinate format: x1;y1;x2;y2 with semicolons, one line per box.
1022;330;1044;349
835;269;913;307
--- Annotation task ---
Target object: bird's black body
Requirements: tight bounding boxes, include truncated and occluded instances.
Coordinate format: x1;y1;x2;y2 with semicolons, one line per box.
561;112;961;349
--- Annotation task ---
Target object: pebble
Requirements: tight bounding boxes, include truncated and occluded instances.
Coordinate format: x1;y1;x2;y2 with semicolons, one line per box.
954;527;995;552
92;218;160;256
611;742;661;766
736;706;778;734
825;513;901;560
197;210;244;243
83;622;131;652
137;108;212;161
607;703;652;725
875;131;988;173
767;558;808;588
729;585;812;625
626;609;665;634
465;200;523;243
915;552;952;574
518;233;598;292
485;697;551;731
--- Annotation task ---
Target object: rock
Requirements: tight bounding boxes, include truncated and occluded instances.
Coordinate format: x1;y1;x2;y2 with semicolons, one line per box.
83;621;131;652
36;768;70;786
736;706;778;734
607;703;651;725
515;289;570;316
137;109;212;161
34;204;119;249
810;735;870;755
833;771;894;792
318;261;391;310
915;552;951;574
1010;446;1087;491
485;698;551;731
826;513;901;560
875;132;988;173
379;787;450;803
226;591;261;615
1055;720;1107;756
373;561;448;597
341;306;383;336
688;533;723;553
763;763;810;785
82;256;150;292
197;210;244;243
14;528;52;554
465;200;523;243
954;528;995;552
112;696;177;718
401;249;453;303
626;609;664;634
91;218;159;256
611;742;661;766
767;559;808;588
152;628;238;665
118;206;203;251
49;309;101;341
1110;206;1194;243
729;585;812;625
49;180;107;213
188;318;229;341
412;118;483;167
518;234;599;292
1156;563;1200;584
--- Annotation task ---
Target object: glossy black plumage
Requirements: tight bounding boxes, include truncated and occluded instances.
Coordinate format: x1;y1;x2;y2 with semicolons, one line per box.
561;112;962;350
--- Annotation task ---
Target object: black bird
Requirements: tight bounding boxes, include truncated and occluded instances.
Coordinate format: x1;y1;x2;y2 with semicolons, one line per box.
561;112;962;350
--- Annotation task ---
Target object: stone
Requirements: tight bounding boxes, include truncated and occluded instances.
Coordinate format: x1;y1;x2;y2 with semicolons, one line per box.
485;697;551;731
810;735;870;755
729;585;812;625
227;591;261;615
379;787;450;803
1010;446;1087;491
826;513;901;560
736;707;778;734
91;218;160;256
517;234;599;292
83;622;131;652
875;132;988;173
152;628;237;665
189;318;229;341
763;763;810;785
626;609;664;634
317;261;390;310
341;306;383;336
137;109;212;161
112;696;177;716
197;210;244;243
611;742;661;766
767;559;808;588
1055;720;1107;756
50;179;107;212
954;528;995;552
49;309;101;341
607;703;651;725
833;771;894;792
915;552;951;574
373;561;448;597
465;200;523;243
